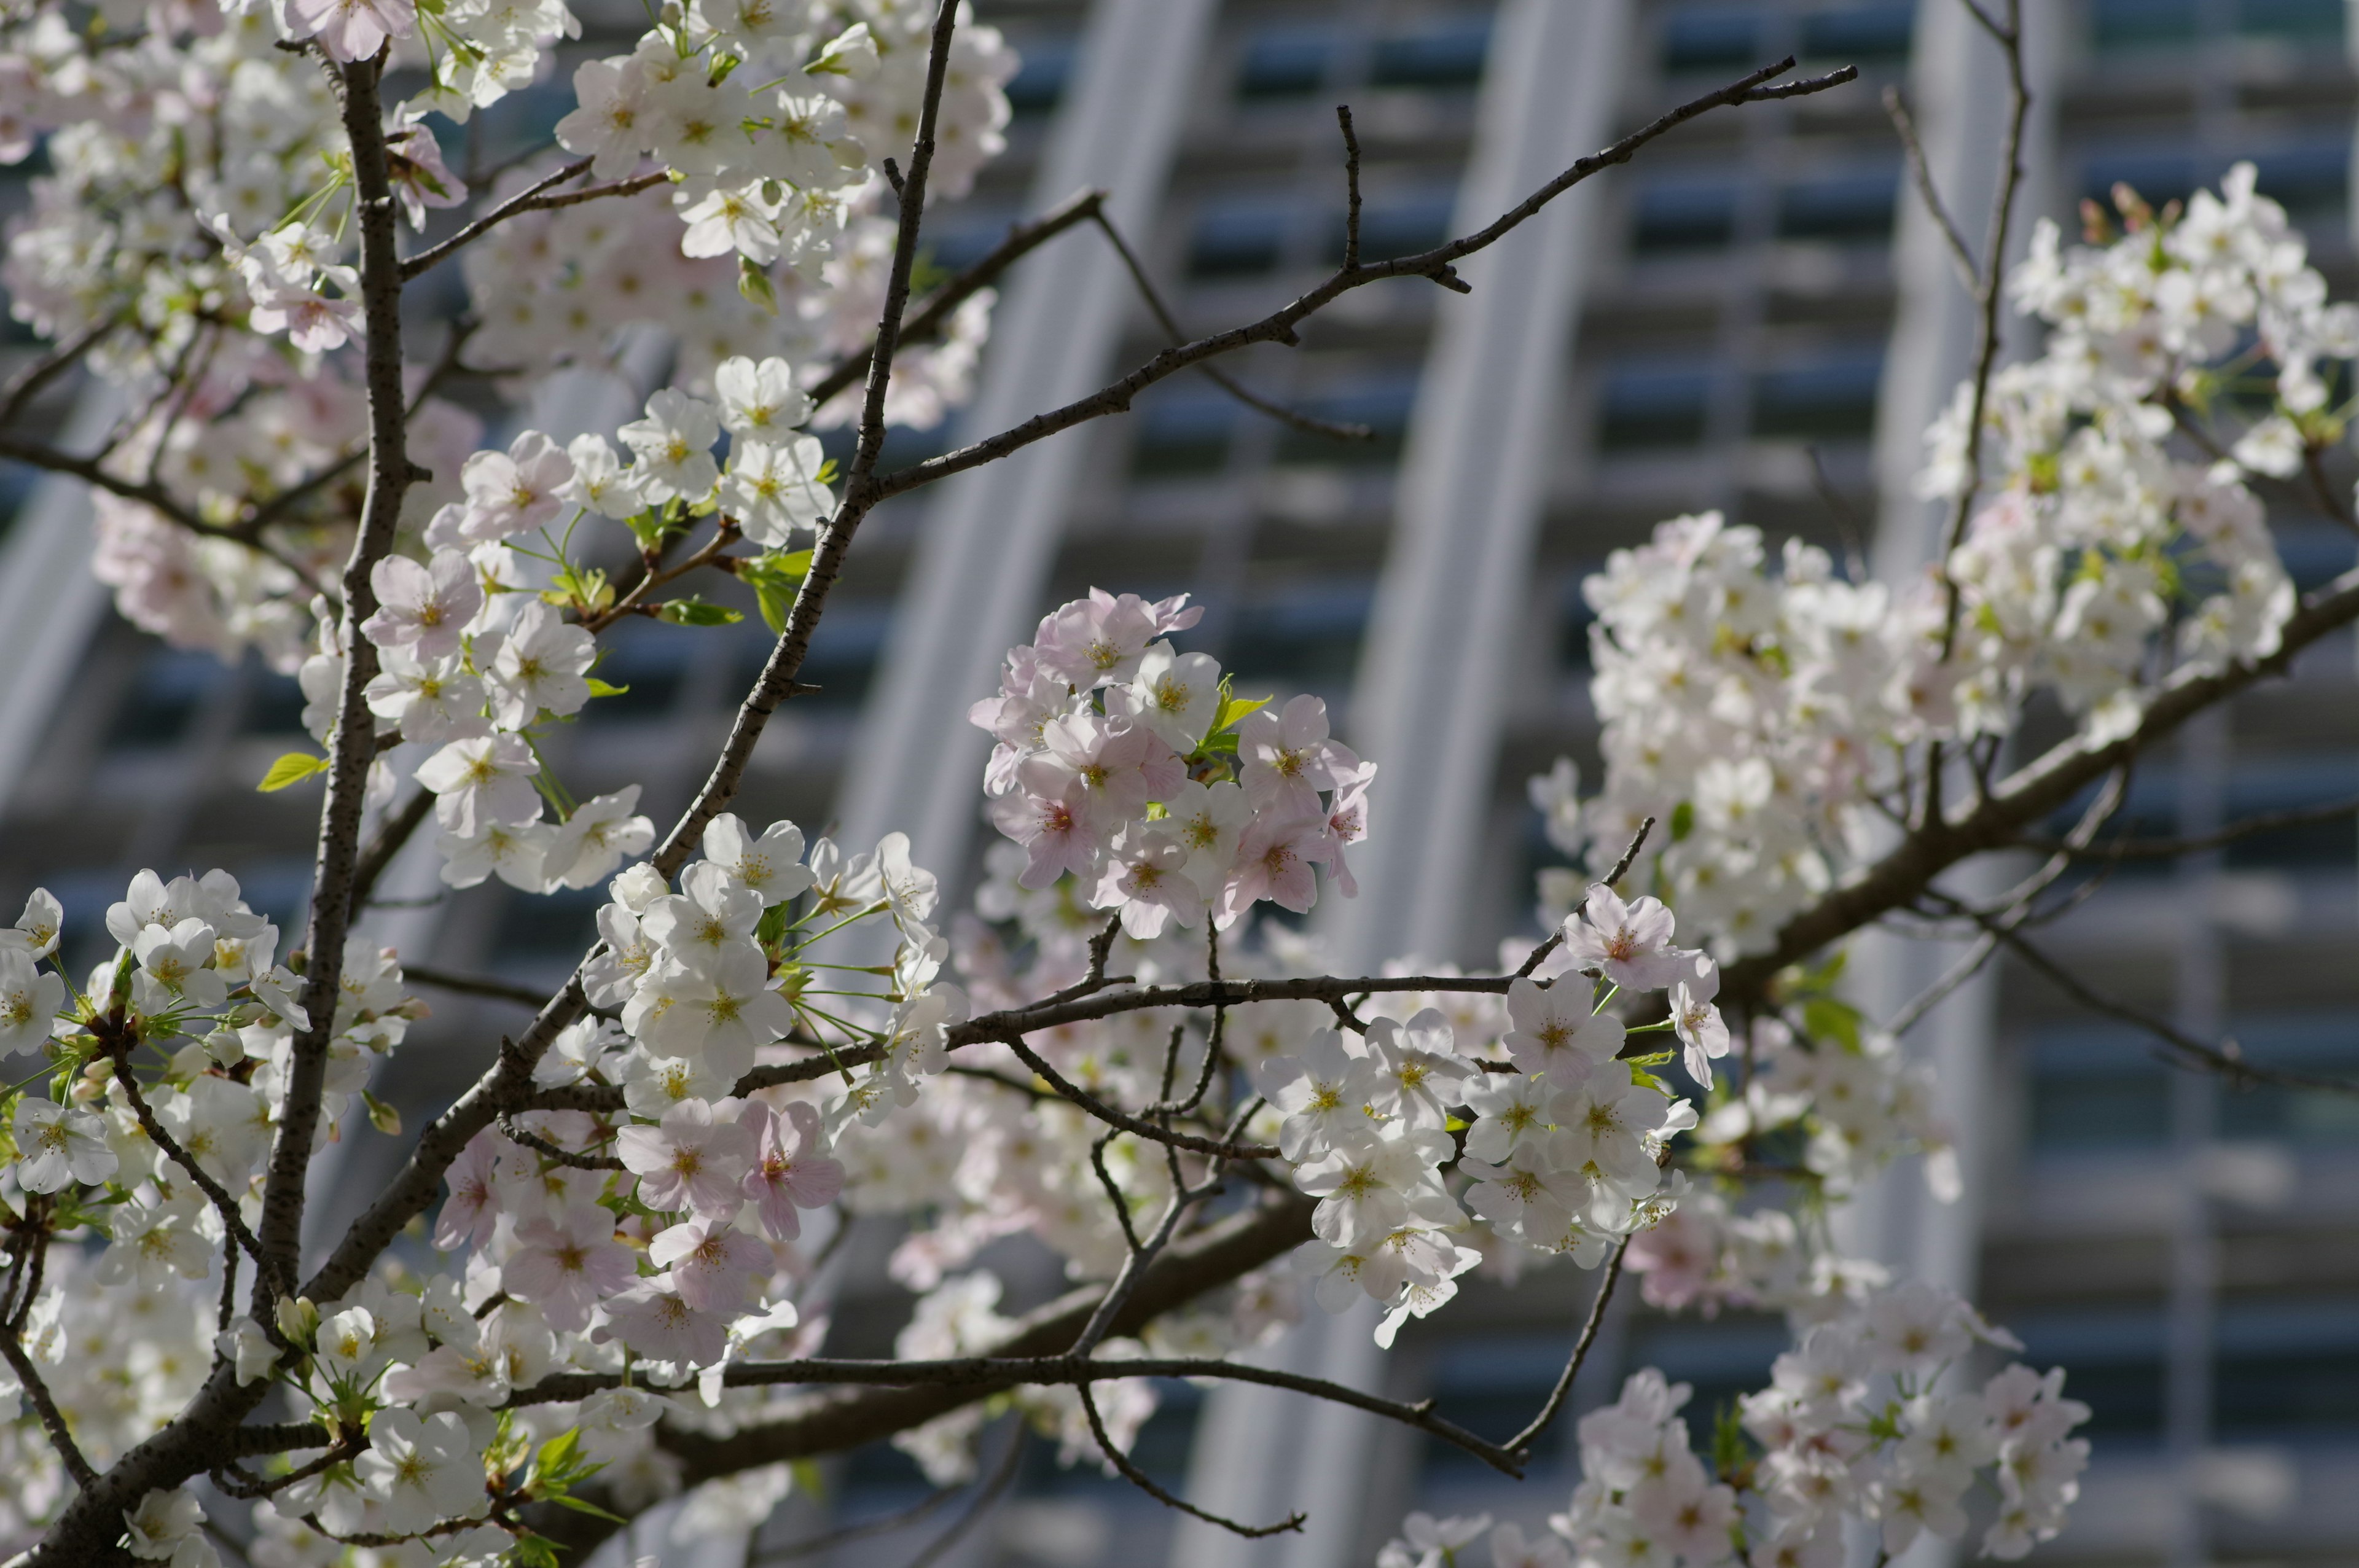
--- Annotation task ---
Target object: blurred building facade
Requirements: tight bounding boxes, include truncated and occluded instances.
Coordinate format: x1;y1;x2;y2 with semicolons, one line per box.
7;1;2359;1565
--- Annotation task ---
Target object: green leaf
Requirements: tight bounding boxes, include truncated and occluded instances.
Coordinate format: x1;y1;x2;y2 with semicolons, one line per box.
1801;996;1862;1054
584;677;631;698
738;550;813;635
655;596;744;627
790;1458;826;1500
257;752;331;792
1210;691;1270;736
547;1493;628;1524
1667;800;1695;843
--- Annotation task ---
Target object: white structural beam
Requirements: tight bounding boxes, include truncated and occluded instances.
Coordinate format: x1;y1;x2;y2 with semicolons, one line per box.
832;0;1221;868
1174;4;1630;1564
0;389;119;816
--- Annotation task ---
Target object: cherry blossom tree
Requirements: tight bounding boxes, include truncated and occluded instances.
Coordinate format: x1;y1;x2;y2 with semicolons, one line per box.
6;0;2349;1561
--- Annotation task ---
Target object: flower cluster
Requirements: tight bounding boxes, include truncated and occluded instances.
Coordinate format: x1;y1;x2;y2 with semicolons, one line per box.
1379;1282;2090;1568
1273;886;1719;1346
971;590;1376;933
1571;166;2347;967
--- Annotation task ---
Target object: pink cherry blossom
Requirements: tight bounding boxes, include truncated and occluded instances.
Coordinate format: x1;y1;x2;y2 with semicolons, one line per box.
646;1216;768;1313
503;1202;636;1332
617;1098;754;1216
740;1100;843;1241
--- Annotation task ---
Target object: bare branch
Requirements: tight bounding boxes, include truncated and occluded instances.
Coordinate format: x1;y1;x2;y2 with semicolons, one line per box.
1090;208;1371;443
1882;85;1978;292
0;1335;96;1491
1503;1236;1628;1459
2014;792;2359;860
407;964;554;1008
1002;1034;1279;1161
498;1114;625;1170
398;159;668;281
350;789;435;912
868;59;1858;505
804;187;1109;409
0;313;119;428
1337;104;1363;270
1082;1378;1302;1539
1938;894;2359;1097
904;1420;1027;1568
107;1040;271;1277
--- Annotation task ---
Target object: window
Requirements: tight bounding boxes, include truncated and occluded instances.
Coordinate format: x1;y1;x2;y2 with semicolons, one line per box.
1661;7;1759;71
1750;352;1882;440
1598;365;1712;450
2216;1297;2359;1438
1799;3;1914;63
1224;582;1373;693
2008;1307;2165;1443
1619;1317;1792;1448
106;648;221;751
1130;389;1237;477
580;620;687;725
2239;0;2344;40
1776;169;1898;244
2027;1016;2359;1151
2082;149;2197;208
1237;26;1333;99
240;664;311;737
491;881;603;971
2091;0;2197;51
2252;141;2349;220
1187;200;1294;278
1417;1335;1584;1474
1632;181;1738;253
1272;376;1418;467
1368;19;1492;90
1004;36;1075;118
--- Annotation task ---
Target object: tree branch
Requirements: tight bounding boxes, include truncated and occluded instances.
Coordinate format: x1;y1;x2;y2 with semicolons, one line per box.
802;187;1109;410
2013;792;2359;860
1882;85;1978;293
1503;1235;1627;1458
397;160;668;281
866;58;1857;506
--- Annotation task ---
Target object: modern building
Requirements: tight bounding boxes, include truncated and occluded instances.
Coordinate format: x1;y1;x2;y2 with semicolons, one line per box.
6;1;2359;1565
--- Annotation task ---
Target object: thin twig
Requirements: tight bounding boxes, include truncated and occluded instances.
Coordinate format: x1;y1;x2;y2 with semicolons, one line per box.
498;1114;625;1170
1079;1379;1303;1539
902;1419;1027;1568
398;160;668;281
350;789;435;913
108;1043;272;1276
1882;85;1979;292
1518;816;1656;977
1337;104;1364;269
0;313;119;427
2014;792;2359;860
1092;209;1371;442
1004;1035;1278;1161
868;60;1858;507
1504;1238;1628;1458
804;187;1109;409
1937;894;2359;1096
408;965;552;1008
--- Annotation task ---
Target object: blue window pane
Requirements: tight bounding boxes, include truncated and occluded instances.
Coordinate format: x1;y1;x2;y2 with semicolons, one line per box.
2239;0;2344;38
2251;141;2349;217
1225;582;1372;692
1633;181;1738;252
1131;389;1238;477
2009;1308;2165;1443
2083;149;2198;208
1662;7;1759;70
1600;365;1713;450
1188;202;1294;278
1369;20;1492;89
1751;353;1882;440
2092;0;2197;49
107;649;222;751
1237;26;1333;99
241;664;311;737
1273;376;1418;466
1777;169;1898;243
1800;3;1915;61
581;620;687;725
493;881;603;968
2215;1297;2359;1438
1004;37;1075;117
